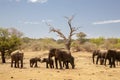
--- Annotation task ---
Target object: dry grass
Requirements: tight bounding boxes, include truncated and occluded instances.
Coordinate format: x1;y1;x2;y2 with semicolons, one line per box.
0;51;120;80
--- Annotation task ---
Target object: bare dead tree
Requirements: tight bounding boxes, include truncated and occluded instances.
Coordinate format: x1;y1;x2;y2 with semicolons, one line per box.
47;15;79;54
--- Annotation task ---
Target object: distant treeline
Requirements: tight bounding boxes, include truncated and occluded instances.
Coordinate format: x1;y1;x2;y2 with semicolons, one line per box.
21;37;120;52
1;27;120;52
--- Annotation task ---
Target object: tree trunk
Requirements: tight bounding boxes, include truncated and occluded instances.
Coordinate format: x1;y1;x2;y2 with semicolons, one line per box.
1;52;6;63
65;40;71;55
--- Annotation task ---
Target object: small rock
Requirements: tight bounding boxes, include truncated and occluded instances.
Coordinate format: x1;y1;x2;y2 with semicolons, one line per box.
11;76;14;79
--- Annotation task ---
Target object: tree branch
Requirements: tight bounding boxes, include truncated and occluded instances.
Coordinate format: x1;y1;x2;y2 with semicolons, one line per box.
47;23;67;40
65;15;78;39
47;15;80;51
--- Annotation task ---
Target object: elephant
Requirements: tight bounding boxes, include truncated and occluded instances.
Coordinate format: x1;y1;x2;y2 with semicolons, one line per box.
115;50;120;65
48;48;75;69
105;49;116;68
62;55;75;69
92;50;108;65
42;58;54;68
115;50;120;60
92;50;99;64
96;50;108;65
11;50;24;68
30;57;41;67
105;49;120;68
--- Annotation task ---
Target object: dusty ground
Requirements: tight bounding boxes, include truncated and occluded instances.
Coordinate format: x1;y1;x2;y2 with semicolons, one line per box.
0;51;120;80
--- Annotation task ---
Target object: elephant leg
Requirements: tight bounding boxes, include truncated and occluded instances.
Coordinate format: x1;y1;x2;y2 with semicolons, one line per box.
31;63;34;67
100;58;104;65
58;60;62;69
63;61;65;67
112;58;116;68
96;56;99;64
109;58;112;68
66;61;69;69
55;58;58;69
17;61;19;68
52;62;54;68
50;63;52;68
104;58;107;66
35;61;38;67
92;54;95;64
52;64;54;68
71;63;75;69
108;58;111;65
15;61;17;68
49;62;53;68
46;62;49;68
21;60;23;68
113;62;116;68
11;60;13;67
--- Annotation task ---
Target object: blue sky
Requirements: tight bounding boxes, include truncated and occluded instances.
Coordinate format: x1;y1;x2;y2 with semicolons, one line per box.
0;0;120;39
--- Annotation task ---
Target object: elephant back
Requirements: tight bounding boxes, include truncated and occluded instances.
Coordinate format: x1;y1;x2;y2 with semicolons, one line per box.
11;50;24;55
11;50;24;59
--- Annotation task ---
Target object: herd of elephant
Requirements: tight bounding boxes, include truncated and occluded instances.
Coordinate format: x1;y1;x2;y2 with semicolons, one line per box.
10;48;120;69
92;49;120;68
10;48;75;69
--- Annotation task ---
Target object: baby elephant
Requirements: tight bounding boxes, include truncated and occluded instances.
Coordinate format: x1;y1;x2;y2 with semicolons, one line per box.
42;58;54;68
30;57;41;68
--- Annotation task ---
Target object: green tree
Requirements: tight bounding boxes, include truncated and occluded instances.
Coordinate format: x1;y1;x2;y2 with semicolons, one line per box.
90;37;104;46
76;32;87;44
0;27;23;63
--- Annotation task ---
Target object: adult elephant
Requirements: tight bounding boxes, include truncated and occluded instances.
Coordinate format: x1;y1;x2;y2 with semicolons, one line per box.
105;49;116;68
115;50;120;65
92;49;108;65
48;48;75;69
11;50;24;68
92;50;99;64
105;49;120;68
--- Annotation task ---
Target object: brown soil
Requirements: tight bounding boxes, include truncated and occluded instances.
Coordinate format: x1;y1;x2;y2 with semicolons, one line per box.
0;51;120;80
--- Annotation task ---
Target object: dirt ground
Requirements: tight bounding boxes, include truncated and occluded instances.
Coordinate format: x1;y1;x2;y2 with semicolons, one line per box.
0;51;120;80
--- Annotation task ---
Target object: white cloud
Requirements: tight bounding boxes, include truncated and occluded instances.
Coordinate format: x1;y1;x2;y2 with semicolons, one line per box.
41;19;52;23
24;21;40;24
93;19;120;25
22;19;52;25
19;19;52;25
28;0;48;3
9;0;48;3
